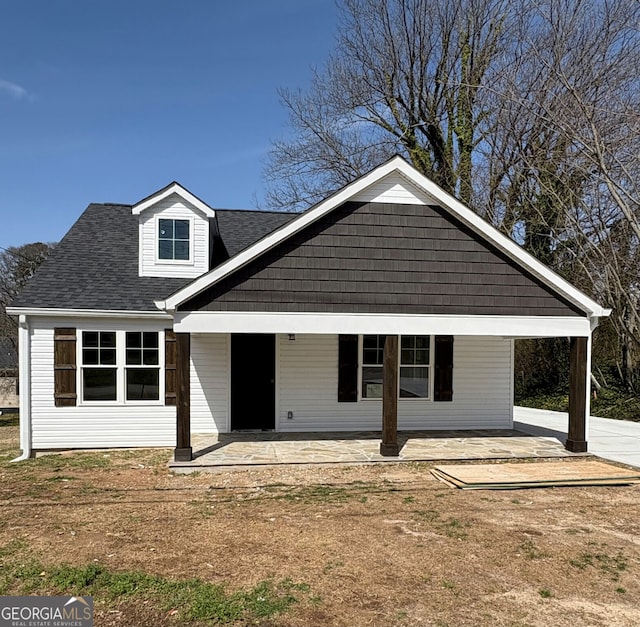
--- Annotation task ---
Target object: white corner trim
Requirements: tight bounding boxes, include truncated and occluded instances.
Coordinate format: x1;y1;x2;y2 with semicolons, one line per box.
132;182;216;218
173;311;592;337
12;315;31;461
162;156;609;317
6;307;173;320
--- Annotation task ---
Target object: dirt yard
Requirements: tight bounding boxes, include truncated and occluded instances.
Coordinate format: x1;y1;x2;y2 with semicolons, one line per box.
1;415;639;627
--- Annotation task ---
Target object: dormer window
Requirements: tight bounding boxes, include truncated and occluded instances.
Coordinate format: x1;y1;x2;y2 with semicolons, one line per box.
158;218;190;261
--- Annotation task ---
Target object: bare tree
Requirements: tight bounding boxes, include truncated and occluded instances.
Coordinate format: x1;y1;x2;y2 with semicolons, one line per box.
0;242;55;354
484;0;640;388
264;0;515;211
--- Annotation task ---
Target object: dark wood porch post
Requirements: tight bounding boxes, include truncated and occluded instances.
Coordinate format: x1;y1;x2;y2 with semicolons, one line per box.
380;335;399;457
174;332;192;461
566;336;588;453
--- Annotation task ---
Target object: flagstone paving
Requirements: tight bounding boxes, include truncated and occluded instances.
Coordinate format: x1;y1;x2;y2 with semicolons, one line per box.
169;428;580;471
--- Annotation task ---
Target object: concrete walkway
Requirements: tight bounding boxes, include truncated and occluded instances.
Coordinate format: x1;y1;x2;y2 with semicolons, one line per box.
514;406;640;468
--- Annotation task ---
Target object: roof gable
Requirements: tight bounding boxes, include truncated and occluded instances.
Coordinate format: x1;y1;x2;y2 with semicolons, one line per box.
181;200;582;317
132;181;216;218
162;156;608;318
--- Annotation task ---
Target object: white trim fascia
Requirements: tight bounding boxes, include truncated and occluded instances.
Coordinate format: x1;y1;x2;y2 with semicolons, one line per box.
6;307;173;320
173;311;591;337
161;157;609;317
132;182;216;218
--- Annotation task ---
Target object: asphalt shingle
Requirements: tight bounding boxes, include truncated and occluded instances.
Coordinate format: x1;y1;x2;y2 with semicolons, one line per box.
11;204;296;311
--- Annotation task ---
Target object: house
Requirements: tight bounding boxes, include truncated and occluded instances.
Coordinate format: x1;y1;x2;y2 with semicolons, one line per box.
8;156;610;461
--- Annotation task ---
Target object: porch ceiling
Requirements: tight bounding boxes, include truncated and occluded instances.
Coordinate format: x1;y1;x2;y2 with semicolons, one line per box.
172;310;592;337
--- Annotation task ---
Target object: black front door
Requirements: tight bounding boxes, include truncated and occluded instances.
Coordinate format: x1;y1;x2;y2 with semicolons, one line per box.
230;334;276;430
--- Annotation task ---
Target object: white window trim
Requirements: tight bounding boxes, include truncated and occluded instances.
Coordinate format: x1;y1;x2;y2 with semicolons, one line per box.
358;334;434;401
154;216;195;266
77;329;165;406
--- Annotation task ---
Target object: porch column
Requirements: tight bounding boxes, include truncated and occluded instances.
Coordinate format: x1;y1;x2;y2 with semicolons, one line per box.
174;332;192;461
566;336;588;453
380;335;399;457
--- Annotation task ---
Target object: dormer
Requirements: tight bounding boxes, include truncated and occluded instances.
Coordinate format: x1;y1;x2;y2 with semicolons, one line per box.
133;182;216;279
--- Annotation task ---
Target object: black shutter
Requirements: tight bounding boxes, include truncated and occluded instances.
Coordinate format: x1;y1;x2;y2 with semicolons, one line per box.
54;327;77;407
434;335;454;402
338;334;358;402
165;329;177;406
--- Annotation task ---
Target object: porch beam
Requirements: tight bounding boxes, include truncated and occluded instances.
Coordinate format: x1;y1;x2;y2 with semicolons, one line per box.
380;335;399;457
566;336;588;453
174;332;192;462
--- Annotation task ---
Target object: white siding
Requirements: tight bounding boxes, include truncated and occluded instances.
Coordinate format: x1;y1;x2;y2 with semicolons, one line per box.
351;172;439;205
277;334;512;432
190;333;229;433
139;193;209;278
30;317;176;450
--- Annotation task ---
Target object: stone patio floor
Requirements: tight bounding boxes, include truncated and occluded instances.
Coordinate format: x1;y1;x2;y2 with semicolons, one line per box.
169;428;582;471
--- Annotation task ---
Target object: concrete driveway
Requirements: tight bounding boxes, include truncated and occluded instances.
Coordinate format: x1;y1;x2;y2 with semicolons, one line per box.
514;405;640;468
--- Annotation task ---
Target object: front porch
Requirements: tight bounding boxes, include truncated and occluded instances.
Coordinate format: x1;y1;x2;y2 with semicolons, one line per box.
169;424;582;471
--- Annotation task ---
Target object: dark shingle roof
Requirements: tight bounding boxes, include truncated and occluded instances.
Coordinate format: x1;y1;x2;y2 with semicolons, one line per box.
215;209;296;257
12;204;190;311
11;203;297;311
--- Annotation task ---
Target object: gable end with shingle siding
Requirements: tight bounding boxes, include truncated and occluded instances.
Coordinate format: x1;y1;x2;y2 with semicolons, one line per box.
181;201;582;316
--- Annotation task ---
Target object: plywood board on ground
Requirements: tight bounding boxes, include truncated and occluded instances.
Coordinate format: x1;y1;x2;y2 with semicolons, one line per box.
431;460;640;490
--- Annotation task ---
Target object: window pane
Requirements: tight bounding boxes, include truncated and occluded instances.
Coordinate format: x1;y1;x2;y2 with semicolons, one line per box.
415;336;430;349
363;349;379;365
415;349;430;365
126;368;159;401
158;239;173;259
126;332;141;348
82;348;99;365
143;332;158;348
101;332;116;348
363;335;378;350
159;219;173;238
399;366;429;398
401;349;413;364
100;348;117;365
126;349;141;365
362;366;383;398
174;240;189;260
83;331;98;347
143;349;159;365
174;220;189;240
83;368;117;401
401;335;415;349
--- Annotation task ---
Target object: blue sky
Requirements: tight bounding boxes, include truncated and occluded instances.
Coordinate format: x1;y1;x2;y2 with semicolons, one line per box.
0;0;338;250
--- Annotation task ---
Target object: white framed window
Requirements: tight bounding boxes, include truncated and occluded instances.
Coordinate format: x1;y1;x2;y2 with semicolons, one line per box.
360;335;432;400
79;330;163;404
157;217;192;263
81;331;117;402
125;332;160;401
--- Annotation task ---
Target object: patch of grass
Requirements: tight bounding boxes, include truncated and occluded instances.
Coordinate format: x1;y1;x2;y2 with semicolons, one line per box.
0;410;19;427
616;587;626;594
539;588;553;598
440;518;468;540
5;560;309;624
518;387;640;422
569;549;628;581
413;509;441;522
403;496;415;504
23;453;112;471
519;539;547;560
